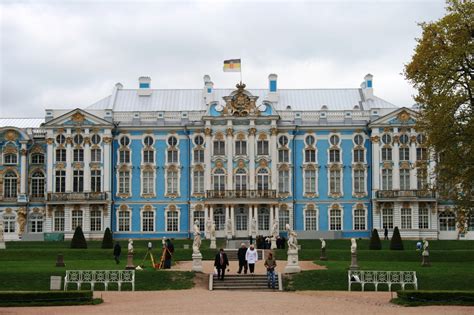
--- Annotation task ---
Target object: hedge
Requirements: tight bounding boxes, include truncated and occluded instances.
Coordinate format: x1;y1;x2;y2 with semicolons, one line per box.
395;290;474;306
0;291;93;304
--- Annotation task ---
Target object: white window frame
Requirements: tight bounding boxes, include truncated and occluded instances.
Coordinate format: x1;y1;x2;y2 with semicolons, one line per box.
90;207;102;232
141;208;155;232
117;208;131;232
328;206;343;231
165;207;180;232
304;206;318;231
352;206;367;230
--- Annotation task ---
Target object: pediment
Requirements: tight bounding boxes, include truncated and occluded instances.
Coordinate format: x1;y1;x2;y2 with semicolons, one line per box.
44;108;113;127
369;107;418;127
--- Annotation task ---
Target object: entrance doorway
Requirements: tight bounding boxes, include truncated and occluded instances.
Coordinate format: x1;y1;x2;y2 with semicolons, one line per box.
235;205;248;238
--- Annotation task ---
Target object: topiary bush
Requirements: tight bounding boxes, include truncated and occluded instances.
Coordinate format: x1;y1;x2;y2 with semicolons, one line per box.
390;226;404;250
369;228;382;250
70;226;87;249
101;228;113;249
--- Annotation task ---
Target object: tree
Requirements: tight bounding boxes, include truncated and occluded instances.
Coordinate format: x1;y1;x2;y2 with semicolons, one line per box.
404;0;474;234
369;229;382;250
70;226;87;249
390;227;404;250
101;228;113;249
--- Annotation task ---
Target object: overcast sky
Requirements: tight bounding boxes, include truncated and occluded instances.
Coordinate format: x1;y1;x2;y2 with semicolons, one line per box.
1;0;446;118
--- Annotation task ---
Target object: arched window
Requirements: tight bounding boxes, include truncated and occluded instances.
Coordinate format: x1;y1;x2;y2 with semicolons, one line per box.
31;153;45;164
194;209;205;231
439;211;455;231
71;209;83;229
235;206;247;231
3;153;17;165
329;208;342;231
3;171;17;198
118;209;130;231
142;210;154;232
235;168;247;191
213;168;226;191
258;207;270;231
90;206;102;231
213;207;225;230
305;206;317;231
279;207;290;231
54;209;65;231
3;213;16;233
31;171;45;198
29;213;43;233
256;168;269;191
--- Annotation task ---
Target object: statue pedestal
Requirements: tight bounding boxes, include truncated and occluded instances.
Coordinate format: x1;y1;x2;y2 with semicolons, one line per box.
192;253;203;272
0;241;5;250
319;248;327;261
349;252;359;270
421;254;431;267
284;249;301;273
226;233;232;240
271;238;277;250
125;254;135;270
210;238;216;249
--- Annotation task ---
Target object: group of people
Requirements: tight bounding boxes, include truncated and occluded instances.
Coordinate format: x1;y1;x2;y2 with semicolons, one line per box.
254;235;286;249
214;243;277;289
112;238;175;269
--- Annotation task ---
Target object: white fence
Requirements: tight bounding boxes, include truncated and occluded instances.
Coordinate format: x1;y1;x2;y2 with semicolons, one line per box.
348;270;417;291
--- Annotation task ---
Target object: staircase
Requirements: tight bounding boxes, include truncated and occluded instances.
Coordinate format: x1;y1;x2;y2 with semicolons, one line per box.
210;273;281;291
224;249;264;261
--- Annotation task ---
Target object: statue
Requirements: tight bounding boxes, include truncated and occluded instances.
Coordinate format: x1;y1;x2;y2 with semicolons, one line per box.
128;239;134;254
205;218;212;239
271;220;279;249
226;218;232;239
192;219;201;255
210;222;216;249
321;238;326;249
319;238;327;261
17;208;27;236
0;221;5;249
350;238;357;254
421;238;430;267
349;238;359;270
250;217;257;236
284;223;301;273
125;239;135;270
286;223;298;251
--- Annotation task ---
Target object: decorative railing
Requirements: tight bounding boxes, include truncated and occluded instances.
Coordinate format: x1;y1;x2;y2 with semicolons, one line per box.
206;190;277;199
375;190;436;199
47;192;108;201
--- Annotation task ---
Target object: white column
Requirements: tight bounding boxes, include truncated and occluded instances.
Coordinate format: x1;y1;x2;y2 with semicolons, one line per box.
409;137;417;189
412;202;419;230
65;131;73;192
209;205;214;222
83;132;91;192
225;205;230;227
103;135;111;193
226;125;233;190
269;205;274;234
248;205;253;236
230;205;235;236
275;204;279;228
249;123;256;190
204;127;212;191
20;142;27;195
270;124;278;190
46;137;54;193
371;131;380;195
393;138;400;190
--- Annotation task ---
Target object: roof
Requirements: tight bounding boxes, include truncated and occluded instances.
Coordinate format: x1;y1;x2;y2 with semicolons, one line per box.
0;118;44;128
87;88;398;112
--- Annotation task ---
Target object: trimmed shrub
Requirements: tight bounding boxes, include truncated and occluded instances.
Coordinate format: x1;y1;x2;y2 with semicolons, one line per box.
101;227;113;249
0;291;93;304
70;226;87;249
390;226;404;250
396;290;474;305
369;229;382;250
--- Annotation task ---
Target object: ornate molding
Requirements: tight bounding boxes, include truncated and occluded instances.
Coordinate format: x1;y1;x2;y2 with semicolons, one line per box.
46;138;54;145
103;136;112;144
370;135;380;143
4;130;18;141
270;127;278;136
248;127;257;136
226;128;234;137
204;128;212;136
397;110;411;122
223;82;258;117
71;112;85;123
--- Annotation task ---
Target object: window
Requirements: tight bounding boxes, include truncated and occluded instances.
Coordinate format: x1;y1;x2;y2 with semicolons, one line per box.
382;134;391;144
306;135;315;146
257;168;269;191
257;139;269;155
354;149;364;163
329;135;340;146
329;170;341;194
167;149;178;163
73;148;84;162
73;134;83;145
419;206;429;229
168;136;178;147
55;170;66;193
305;208;317;231
279;170;290;193
142;170;154;195
354;208;366;230
142;210;154;232
31;153;45;164
91;170;101;192
279;149;289;163
214;207;225;230
118;210;130;231
235;206;247;231
90;207;102;231
382;169;393;190
3;214;16;233
143;149;154;163
4;153;17;165
382;207;394;229
119;150;130;164
73;170;84;192
329;208;342;230
144;136;154;146
91;134;101;144
194;135;204;146
399;134;409;145
213;140;225;155
213;169;226;191
194;148;204;163
305;148;316;163
54;210;65;231
279;208;289;231
399;147;410;161
3;172;17;198
91;148;101;162
258;207;270;231
417;134;426;145
29;213;43;233
118;171;130;194
120;136;130;146
304;169;317;194
167;209;179;231
279;136;288;146
400;169;410;190
235;140;247;155
417;168;428;189
194;210;205;231
31;171;45;198
235;168;247;191
329;149;340;163
193;170;204;194
167;170;178;194
417;148;428;161
56;134;66;144
354;134;363;145
382;147;392;161
71;210;83;229
439;211;455;231
354;169;365;194
56;149;66;162
401;207;412;229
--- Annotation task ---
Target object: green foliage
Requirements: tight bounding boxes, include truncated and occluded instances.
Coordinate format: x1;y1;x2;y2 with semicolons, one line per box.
394;290;474;306
70;226;87;249
101;228;113;249
0;290;93;306
369;229;382;250
390;227;404;250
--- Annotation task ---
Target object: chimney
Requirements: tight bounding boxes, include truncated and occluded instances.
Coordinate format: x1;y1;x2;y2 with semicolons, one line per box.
138;76;152;96
362;73;373;99
267;73;279;102
203;74;214;104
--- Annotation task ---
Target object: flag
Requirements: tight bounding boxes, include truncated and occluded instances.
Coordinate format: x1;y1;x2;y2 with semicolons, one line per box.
223;59;241;72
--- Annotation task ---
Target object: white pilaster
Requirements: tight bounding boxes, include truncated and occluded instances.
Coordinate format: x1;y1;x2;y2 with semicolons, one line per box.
248;205;253;236
393;138;400;190
46;135;54;193
412;202;419;230
103;132;111;193
204;126;212;191
275;205;279;227
83;134;91;192
230;205;235;236
226;123;233;189
372;130;380;194
270;123;278;190
20;142;27;195
65;130;73;192
269;205;274;234
249;122;256;190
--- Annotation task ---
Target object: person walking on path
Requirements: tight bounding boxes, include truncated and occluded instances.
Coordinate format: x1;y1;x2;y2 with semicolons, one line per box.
264;252;277;289
113;242;121;264
237;243;248;274
164;239;174;269
246;244;258;274
384;227;389;240
214;248;229;280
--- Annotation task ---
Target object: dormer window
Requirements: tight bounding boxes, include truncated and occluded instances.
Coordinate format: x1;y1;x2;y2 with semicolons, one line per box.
91;134;101;144
120;136;130;146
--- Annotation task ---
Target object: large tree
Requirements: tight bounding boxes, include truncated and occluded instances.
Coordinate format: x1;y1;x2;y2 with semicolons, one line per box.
404;0;474;233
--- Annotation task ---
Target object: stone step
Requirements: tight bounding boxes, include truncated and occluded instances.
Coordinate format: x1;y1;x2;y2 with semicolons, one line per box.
211;273;280;291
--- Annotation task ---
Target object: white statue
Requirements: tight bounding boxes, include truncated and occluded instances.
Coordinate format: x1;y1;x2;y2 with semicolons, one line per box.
192;219;201;254
0;220;5;248
320;238;326;249
286;223;298;251
272;220;279;239
162;236;166;248
422;238;429;256
226;218;232;235
128;239;134;254
350;238;357;254
210;223;216;239
250;217;257;235
205;218;212;238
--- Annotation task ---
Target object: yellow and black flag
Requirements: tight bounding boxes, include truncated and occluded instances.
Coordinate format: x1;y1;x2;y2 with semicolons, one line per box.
223;59;241;72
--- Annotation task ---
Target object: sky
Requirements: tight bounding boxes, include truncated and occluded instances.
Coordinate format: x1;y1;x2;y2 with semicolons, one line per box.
0;0;446;118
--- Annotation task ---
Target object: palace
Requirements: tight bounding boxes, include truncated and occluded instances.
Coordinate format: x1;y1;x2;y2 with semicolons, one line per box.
0;74;470;241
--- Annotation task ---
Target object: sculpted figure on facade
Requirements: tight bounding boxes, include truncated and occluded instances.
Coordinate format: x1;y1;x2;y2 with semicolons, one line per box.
250;217;257;236
192;219;201;254
271;220;279;239
128;239;134;254
351;238;357;254
205;217;212;239
286;223;298;251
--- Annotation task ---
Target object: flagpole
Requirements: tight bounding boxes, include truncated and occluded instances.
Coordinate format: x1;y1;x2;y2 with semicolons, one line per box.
240;58;243;83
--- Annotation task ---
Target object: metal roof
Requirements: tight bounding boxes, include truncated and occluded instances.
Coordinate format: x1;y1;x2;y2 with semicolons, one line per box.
0;118;44;128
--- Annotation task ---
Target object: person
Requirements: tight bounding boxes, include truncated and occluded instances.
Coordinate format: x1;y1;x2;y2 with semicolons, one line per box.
246;244;258;274
249;234;253;245
384;227;389;240
164;238;174;269
237;243;248;274
264;252;277;289
214;248;229;280
113;242;121;264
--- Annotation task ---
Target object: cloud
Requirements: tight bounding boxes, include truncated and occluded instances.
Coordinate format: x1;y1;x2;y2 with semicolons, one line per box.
0;0;445;117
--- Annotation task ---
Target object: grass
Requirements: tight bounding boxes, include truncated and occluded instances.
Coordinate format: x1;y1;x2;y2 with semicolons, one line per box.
0;298;103;307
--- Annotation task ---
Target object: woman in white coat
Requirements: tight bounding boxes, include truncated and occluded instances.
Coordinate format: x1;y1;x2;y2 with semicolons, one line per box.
245;244;258;274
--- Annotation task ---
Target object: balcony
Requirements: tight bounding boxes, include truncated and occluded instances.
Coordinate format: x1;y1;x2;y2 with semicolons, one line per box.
375;190;436;199
47;192;108;202
206;190;277;200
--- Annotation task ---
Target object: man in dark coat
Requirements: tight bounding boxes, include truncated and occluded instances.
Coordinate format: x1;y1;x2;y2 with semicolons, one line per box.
214;248;229;280
384;227;389;240
113;242;121;264
237;243;248;274
164;239;174;269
